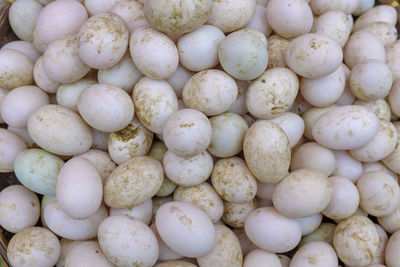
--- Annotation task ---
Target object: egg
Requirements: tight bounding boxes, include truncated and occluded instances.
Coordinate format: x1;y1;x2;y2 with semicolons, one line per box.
353;0;375;16
1;85;49;128
268;112;304;148
246;68;299;119
290;241;338;267
0;185;39;233
73;149;116;183
309;0;359;15
27;105;92;156
35;0;88;45
40;195;55;229
78;12;129;69
163;109;212;157
243;120;291;184
110;198;152;225
154;261;196;267
273;168;332;218
7;126;35;147
182;69;238;116
167;65;194;99
266;0;313;38
77;84;134;132
144;0;213;34
385;229;400;267
84;0;121;15
386;41;400;82
150;223;182;261
333;215;380;266
56;79;97;111
353;5;397;31
173;183;224;223
222;199;256;228
98;215;159;266
7;227;60;267
322;176;359;220
65;241;114;267
331;150;363;183
244;206;302;253
207;112;248;158
284;33;343;79
197;224;243;267
111;0;148;34
355;98;391;121
243;249;281;267
33;56;60;94
219;31;268;80
56;238;82;267
296;214;323;236
245;5;272;36
373;224;388;265
344;31;386;69
267;35;289;69
312;105;380;150
232;228;258;255
44;199;108;240
98;52;143;94
133;77;178;134
9;0;43;41
299;222;336;247
207;0;256;33
302;105;338;140
156;201;215;257
363;161;398;181
177;25;225;72
0;49;33;90
129;26;179;80
1;40;41;62
56;158;103;219
42;34;90;83
14;148;64;195
361;21;398;46
107;118;153;165
0;129;27;172
104;156;163;208
378;206;400;233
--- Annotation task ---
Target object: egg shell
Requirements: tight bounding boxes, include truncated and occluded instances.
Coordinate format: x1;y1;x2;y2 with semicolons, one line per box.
355;98;391;121
0;49;33;90
243;120;291;184
299;222;336;247
267;35;289;69
130;26;179;80
7;126;35;147
65;241;114;267
14;148;64;195
269;112;304;148
156;201;215;257
244;206;302;253
56;79;96;111
98;53;143;94
372;224;388;265
163;108;212;157
312;105;380;150
104;156;163;208
243;249;281;267
284;33;343;79
84;0;121;15
7;227;60;267
111;0;148;34
309;0;359;15
378;206;400;233
0;129;27;172
144;0;212;34
222;199;256;228
273;168;333;218
33;56;60;94
56;238;82;267
246;67;299;119
290;241;338;267
167;65;194;99
107;118;153;165
300;65;346;107
333;215;380;266
9;0;42;41
98;215;159;266
163;150;213;186
363;161;398;182
182;69;238;116
219;31;268;80
173;183;223;223
207;0;256;33
1;85;49;128
150;223;183;261
226;80;249;115
332;150;363;183
385;229;400;267
110;198;152;225
27;105;92;156
156;177;177;197
154;261;196;267
45;199;108;240
77;84;134;132
78;12;129;69
56;158;103;219
344;31;386;69
290;142;335;176
0;185;39;233
35;0;87;45
360;21;398;46
91;128;110;151
1;41;40;62
311;11;352;47
256;182;276;201
266;0;313;38
296;214;323;236
349;59;392;101
232;228;258;256
40;195;55;229
133;77;178;134
211;157;257;203
245;5;272;36
302;105;338;140
353;5;397;31
197;224;243;267
353;0;375;16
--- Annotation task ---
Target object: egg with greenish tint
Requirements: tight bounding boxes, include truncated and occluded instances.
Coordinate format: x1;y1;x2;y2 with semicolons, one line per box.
14;148;64;195
56;79;96;112
9;0;43;41
40;195;55;229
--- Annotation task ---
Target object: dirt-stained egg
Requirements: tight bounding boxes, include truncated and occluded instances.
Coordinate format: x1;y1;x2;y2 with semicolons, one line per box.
290;241;338;267
222;199;257;228
0;49;33;90
111;0;148;34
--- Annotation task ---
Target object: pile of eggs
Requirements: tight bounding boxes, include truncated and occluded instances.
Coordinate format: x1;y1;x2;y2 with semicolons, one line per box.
2;0;400;266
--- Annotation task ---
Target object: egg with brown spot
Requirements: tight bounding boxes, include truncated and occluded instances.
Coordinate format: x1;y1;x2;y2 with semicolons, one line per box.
0;49;33;90
353;4;397;31
111;0;148;34
221;199;256;228
267;35;289;69
290;241;338;267
312;11;352;47
309;0;359;15
355;98;391;121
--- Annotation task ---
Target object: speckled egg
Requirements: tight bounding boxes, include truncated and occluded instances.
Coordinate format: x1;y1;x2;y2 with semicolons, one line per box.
222;199;256;228
0;49;33;90
1;40;40;63
111;0;148;34
290;241;338;267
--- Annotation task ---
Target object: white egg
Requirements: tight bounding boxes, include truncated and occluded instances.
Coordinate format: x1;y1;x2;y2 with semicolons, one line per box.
56;238;82;267
1;40;40;62
7;126;35;147
268;112;304;148
167;65;194;99
56;79;96;111
84;0;121;15
295;214;323;236
245;5;272;36
0;129;27;172
65;241;114;267
243;249;281;267
9;0;43;41
73;149;116;183
33;56;59;93
353;5;397;31
0;49;33;90
110;198;152;225
111;0;148;34
150;223;183;261
290;241;338;267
